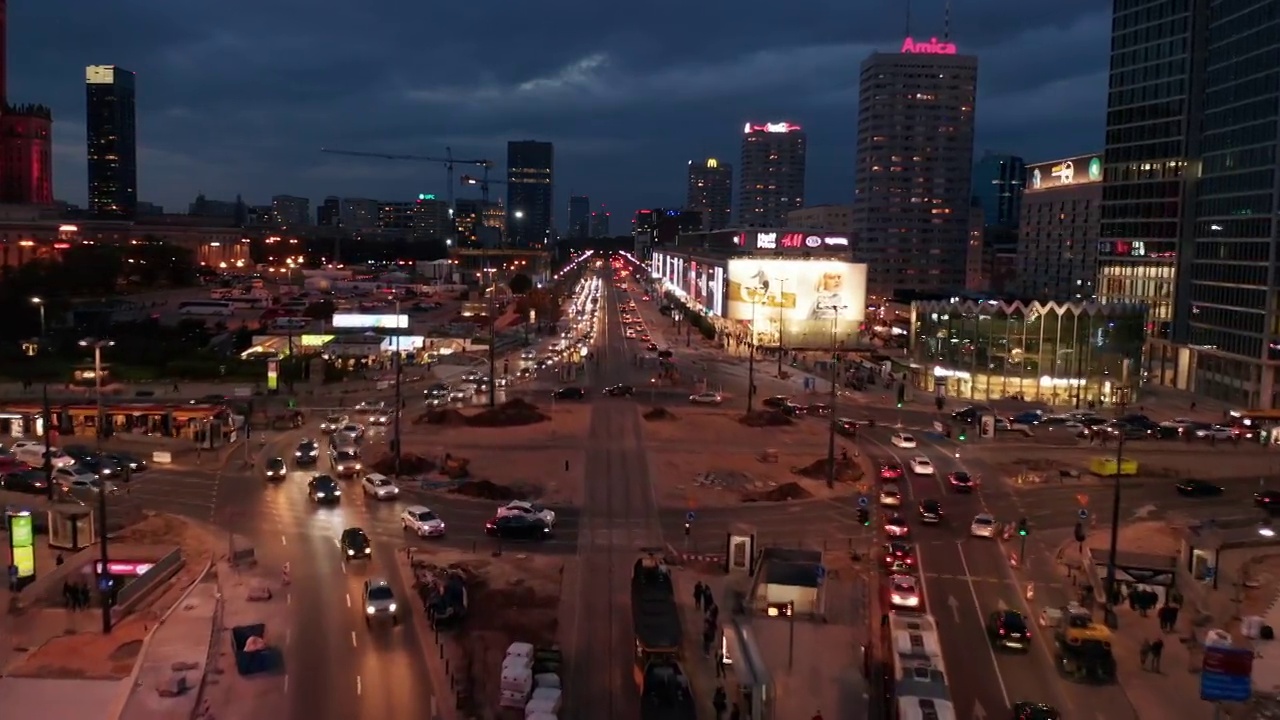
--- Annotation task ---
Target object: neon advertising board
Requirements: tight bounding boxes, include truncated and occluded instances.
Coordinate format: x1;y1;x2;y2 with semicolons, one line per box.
901;37;958;54
1027;155;1103;193
725;259;868;349
332;313;409;330
753;232;850;251
743;122;802;134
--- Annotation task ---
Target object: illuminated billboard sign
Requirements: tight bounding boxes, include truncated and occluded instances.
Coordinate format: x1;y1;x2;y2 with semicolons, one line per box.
726;259;867;349
95;560;155;576
901;37;958;54
332;313;409;329
753;232;850;250
743;122;802;134
1027;155;1103;193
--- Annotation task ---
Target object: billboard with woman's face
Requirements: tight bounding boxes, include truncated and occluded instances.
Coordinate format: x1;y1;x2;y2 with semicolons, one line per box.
725;259;868;348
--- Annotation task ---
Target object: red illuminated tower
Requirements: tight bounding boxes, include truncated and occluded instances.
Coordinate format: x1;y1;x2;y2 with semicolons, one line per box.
0;0;54;205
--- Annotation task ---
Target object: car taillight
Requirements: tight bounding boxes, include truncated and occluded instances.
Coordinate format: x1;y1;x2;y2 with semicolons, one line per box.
999;628;1005;635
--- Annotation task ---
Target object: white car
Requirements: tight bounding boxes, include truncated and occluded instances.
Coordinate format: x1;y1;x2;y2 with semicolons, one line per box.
320;414;349;433
401;505;446;537
909;457;935;475
354;401;385;413
496;500;556;526
521;349;537;360
368;410;393;426
449;386;474;401
1194;424;1235;440
363;578;398;625
891;433;917;449
11;441;74;469
362;474;399;500
970;513;997;538
879;483;903;507
337;423;365;441
888;574;922;609
689;392;723;405
460;370;483;381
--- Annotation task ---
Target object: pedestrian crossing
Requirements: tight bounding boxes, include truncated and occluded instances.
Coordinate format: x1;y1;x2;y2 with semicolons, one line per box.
119;467;221;519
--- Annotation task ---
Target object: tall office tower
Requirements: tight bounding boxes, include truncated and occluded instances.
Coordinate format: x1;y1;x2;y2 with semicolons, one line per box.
455;198;481;243
737;123;805;227
568;195;590;238
412;195;452;240
506;140;553;247
972;152;1025;229
1098;0;1206;349
850;42;979;296
590;205;611;236
1179;0;1280;406
340;198;379;229
686;158;733;230
271;195;310;227
1017;154;1104;300
317;196;341;226
0;0;53;206
85;65;138;218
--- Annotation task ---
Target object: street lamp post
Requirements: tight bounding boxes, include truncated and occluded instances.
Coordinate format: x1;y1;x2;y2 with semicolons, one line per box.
80;337;115;635
824;308;847;489
393;300;403;477
746;289;761;412
485;255;498;408
775;278;788;376
30;297;45;339
1102;431;1126;619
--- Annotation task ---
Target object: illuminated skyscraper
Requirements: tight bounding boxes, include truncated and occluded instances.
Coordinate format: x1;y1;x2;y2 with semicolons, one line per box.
686;158;732;230
506;140;553;247
0;0;53;206
568;195;589;238
737;122;805;227
86;65;137;218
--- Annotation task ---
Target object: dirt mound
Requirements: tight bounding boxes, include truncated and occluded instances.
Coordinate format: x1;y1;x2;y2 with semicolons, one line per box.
642;407;678;422
369;453;436;476
414;408;470;426
449;479;519;501
738;410;794;427
792;457;863;483
743;481;812;503
467;398;549;427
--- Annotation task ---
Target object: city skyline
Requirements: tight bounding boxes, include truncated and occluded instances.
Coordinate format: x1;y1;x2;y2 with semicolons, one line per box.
11;1;1110;222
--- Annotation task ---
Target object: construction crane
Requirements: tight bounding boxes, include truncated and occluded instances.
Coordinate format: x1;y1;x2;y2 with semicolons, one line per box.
460;173;507;205
318;148;493;205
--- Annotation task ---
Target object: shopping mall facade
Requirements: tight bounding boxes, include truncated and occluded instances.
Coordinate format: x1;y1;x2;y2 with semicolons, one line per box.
909;297;1147;407
649;228;869;350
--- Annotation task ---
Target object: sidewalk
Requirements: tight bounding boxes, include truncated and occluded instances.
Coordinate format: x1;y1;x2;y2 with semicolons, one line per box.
393;548;459;720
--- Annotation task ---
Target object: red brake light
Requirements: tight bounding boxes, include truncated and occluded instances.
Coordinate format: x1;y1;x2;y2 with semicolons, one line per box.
999;628;1005;635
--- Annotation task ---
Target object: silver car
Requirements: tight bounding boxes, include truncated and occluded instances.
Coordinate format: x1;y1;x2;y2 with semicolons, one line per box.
362;578;398;625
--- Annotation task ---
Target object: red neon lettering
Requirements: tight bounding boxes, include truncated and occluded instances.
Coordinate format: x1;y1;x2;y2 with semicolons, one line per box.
901;37;958;55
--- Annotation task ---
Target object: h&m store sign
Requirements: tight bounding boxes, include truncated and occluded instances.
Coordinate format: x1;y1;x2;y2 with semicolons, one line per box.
740;231;850;251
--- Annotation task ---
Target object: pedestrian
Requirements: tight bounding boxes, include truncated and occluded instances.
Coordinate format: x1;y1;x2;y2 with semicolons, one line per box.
715;649;727;677
693;581;705;611
703;588;715;611
1157;605;1171;632
78;582;91;610
712;686;727;720
708;602;720;625
62;581;74;609
564;459;569;472
702;626;714;658
54;553;64;567
1169;604;1181;629
1150;637;1164;672
1139;639;1151;670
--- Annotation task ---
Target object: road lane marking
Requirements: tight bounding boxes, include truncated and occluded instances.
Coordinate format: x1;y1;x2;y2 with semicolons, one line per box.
285;629;291;646
346;593;351;607
356;675;362;695
286;593;291;605
955;541;1012;709
284;674;289;693
351;631;358;648
280;535;287;546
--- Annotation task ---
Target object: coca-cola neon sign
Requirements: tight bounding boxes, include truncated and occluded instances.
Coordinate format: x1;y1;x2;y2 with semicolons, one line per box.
901;37;958;55
743;122;801;134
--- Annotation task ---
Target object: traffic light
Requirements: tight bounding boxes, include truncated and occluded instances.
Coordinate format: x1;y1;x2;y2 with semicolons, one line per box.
857;507;870;526
958;427;967;441
1017;517;1029;536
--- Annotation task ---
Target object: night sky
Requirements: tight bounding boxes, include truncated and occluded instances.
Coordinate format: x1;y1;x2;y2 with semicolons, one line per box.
14;0;1110;225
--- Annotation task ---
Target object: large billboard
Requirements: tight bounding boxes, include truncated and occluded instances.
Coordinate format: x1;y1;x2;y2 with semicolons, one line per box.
726;259;867;349
748;230;850;251
1027;155;1103;193
332;313;409;329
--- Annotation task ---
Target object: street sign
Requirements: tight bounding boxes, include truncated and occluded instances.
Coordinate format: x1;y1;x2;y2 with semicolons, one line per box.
1077;494;1089;507
685;511;696;522
1078;509;1089;520
857;496;869;508
1200;645;1253;701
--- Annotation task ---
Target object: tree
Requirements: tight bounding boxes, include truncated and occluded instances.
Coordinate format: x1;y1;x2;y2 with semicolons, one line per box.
508;273;533;296
304;299;336;320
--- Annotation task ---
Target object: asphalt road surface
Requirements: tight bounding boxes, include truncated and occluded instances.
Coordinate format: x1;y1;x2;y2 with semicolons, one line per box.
563;271;665;720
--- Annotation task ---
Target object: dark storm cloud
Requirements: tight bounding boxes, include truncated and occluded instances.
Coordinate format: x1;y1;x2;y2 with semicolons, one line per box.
12;0;1111;220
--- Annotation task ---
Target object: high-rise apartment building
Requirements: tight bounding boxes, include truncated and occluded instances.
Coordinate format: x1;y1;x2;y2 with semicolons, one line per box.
340;198;379;230
787;204;854;234
455;198;481;243
506;140;553;247
972;152;1025;229
1016;154;1103;300
85;65;137;218
737;123;805;227
568;195;590;238
271;195;310;228
0;1;53;206
590;206;611;237
850;42;979;296
317;196;340;226
686;158;733;230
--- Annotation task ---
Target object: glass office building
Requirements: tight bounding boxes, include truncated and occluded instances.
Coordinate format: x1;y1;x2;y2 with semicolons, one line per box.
911;299;1147;407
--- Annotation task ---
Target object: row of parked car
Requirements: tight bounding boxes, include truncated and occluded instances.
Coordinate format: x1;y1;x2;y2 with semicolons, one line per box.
951;405;1253;442
0;440;148;495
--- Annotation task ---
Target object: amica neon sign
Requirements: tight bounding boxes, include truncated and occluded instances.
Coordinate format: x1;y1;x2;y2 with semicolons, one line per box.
901;37;958;55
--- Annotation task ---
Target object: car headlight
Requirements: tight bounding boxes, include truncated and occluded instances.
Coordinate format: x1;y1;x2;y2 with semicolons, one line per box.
366;605;375;614
354;463;362;469
363;547;370;554
388;603;397;612
316;492;326;497
347;549;354;555
333;490;342;496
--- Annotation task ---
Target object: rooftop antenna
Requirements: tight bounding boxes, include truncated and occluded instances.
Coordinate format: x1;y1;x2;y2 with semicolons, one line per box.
943;0;952;40
905;0;912;37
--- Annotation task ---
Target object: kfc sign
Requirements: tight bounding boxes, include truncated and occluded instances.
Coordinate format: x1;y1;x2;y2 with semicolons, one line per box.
756;232;778;249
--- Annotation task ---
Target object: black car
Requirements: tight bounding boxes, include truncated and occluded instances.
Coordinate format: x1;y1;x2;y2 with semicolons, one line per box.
762;395;792;410
918;499;944;524
988;609;1032;650
294;439;320;466
948;471;975;493
0;469;49;495
107;451;147;473
77;454;123;479
1011;702;1060;720
952;406;991;424
264;457;287;481
1257;490;1280;510
1176;479;1224;497
340;527;372;560
485;514;552;541
553;387;586;400
308;474;342;503
603;384;635;397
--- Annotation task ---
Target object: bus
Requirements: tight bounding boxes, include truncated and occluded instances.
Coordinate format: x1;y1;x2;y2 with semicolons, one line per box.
888;613;954;720
178;300;234;317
